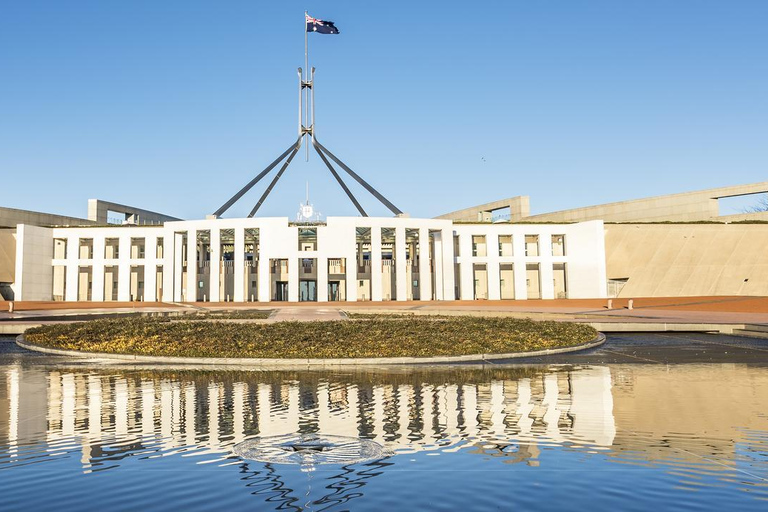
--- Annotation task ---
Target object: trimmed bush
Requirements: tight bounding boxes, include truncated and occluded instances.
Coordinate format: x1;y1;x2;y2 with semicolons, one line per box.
25;316;597;359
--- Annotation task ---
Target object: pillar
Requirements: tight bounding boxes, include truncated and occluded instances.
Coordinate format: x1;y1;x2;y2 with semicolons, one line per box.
234;227;245;302
418;227;432;301
395;227;407;301
186;229;197;302
209;227;221;302
371;227;382;301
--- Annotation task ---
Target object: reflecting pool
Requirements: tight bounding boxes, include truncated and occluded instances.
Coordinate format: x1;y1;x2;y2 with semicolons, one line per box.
1;335;768;511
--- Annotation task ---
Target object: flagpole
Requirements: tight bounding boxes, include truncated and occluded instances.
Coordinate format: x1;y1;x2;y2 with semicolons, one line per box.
304;11;309;161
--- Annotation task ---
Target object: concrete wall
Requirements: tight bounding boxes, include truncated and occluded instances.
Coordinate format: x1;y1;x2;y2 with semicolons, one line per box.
524;181;768;223
0;206;92;228
87;199;180;225
14;224;53;300
440;182;768;224
437;196;530;222
605;223;768;297
0;229;15;283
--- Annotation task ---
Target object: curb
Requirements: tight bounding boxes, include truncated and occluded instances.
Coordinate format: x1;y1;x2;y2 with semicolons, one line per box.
16;333;605;367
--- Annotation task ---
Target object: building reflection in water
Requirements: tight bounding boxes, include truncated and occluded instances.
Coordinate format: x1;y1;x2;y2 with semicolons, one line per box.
1;365;615;470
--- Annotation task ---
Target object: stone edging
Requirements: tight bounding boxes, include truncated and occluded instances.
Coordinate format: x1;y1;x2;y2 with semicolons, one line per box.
16;333;605;367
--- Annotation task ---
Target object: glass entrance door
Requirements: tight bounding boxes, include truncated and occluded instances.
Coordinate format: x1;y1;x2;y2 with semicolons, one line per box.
328;281;340;301
300;280;317;301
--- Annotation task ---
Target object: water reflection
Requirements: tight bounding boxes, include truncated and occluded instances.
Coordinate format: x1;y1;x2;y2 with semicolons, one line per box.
1;363;767;509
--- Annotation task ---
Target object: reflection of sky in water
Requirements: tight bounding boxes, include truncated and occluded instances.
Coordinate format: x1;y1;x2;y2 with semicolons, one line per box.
1;363;767;510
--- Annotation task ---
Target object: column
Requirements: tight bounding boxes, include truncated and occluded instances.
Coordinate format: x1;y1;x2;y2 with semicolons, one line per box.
432;231;444;300
117;234;131;302
441;228;455;300
92;236;105;302
288;257;299;302
513;233;528;300
371;227;382;301
487;233;501;301
418;227;432;301
395;227;407;301
209;227;221;302
186;229;197;302
540;259;555;300
144;236;157;302
234;227;245;302
257;257;270;302
345;251;357;302
173;232;184;302
317;256;328;302
459;234;474;301
162;232;175;302
65;235;78;302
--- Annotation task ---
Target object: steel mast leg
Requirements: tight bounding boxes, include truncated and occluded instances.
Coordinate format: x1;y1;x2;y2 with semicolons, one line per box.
248;145;301;217
313;139;403;215
312;143;368;216
212;136;303;218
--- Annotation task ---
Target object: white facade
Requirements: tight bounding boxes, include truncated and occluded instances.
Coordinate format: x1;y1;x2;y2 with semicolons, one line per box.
12;217;607;302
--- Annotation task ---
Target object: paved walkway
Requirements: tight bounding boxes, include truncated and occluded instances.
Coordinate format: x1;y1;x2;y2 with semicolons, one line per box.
2;297;768;326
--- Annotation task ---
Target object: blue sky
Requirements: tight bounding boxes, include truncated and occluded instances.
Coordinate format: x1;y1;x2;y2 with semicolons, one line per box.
1;1;767;220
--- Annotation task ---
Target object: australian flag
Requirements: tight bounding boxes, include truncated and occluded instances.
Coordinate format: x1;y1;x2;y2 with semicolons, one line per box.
306;13;340;34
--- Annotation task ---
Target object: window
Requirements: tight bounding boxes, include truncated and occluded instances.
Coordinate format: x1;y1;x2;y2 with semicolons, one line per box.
525;235;539;257
498;235;513;257
78;239;93;259
551;235;565;256
472;235;486;257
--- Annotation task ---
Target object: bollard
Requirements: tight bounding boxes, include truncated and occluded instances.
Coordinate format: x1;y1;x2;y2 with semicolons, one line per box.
203;294;207;303
9;302;14;313
226;294;230;302
607;299;613;309
628;299;633;310
251;294;254;302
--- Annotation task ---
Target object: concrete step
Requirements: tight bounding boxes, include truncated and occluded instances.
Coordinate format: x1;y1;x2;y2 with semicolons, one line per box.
732;328;768;339
741;323;768;333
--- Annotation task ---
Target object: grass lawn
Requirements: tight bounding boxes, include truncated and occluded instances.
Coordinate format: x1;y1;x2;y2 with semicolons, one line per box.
25;316;598;359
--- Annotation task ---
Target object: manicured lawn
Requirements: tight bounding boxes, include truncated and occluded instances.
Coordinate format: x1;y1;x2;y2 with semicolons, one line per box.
25;316;598;359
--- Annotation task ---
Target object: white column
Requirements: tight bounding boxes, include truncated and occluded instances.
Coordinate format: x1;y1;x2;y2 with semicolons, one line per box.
257;257;270;302
371;227;382;301
92;236;105;302
513;233;528;300
459;234;474;301
234;227;245;302
162;232;174;302
540;260;555;300
418;228;432;301
441;228;455;300
144;236;158;302
395;227;407;301
186;229;197;302
172;232;184;302
317;257;328;302
432;231;444;300
288;257;299;302
345;254;357;302
65;235;78;302
117;235;131;302
209;227;221;302
487;233;501;301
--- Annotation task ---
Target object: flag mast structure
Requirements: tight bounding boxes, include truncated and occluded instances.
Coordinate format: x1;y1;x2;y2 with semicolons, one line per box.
211;13;403;218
